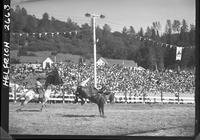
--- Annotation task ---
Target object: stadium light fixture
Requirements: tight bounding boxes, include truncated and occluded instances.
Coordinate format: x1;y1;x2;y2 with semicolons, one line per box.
85;13;105;88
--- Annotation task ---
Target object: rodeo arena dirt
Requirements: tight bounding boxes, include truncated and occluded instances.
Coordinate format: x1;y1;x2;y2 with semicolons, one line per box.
9;61;195;136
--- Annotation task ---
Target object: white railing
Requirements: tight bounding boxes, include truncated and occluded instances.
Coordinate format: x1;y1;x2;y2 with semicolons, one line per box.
9;93;194;104
114;95;194;104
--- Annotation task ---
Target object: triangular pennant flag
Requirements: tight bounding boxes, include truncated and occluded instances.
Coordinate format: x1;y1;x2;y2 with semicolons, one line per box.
75;30;78;35
39;33;42;38
163;44;166;47
176;47;183;61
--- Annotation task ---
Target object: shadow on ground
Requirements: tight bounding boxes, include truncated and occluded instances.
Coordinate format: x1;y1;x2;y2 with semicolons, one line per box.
56;113;96;118
16;109;41;112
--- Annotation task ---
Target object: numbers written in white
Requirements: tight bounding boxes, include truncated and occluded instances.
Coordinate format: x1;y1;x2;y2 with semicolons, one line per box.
4;5;10;31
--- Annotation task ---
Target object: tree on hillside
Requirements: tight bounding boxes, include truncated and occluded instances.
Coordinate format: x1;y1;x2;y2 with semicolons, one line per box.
138;27;144;37
179;19;189;46
172;20;181;34
37;13;55;32
122;26;128;35
102;24;112;36
23;15;38;33
66;18;79;31
79;23;92;41
12;6;27;32
145;26;152;37
189;24;195;46
51;17;68;32
127;26;136;36
152;21;161;36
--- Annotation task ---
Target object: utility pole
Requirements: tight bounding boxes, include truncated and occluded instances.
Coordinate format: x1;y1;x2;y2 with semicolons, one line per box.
85;13;105;88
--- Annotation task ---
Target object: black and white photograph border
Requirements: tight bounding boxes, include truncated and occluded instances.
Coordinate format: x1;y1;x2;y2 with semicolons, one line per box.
1;0;200;139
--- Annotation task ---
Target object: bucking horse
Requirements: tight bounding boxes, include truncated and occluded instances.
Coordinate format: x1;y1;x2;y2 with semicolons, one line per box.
74;85;115;117
16;85;53;112
44;67;114;117
16;67;63;112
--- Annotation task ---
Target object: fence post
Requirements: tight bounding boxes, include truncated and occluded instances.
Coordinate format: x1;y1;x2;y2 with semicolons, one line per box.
14;84;17;103
62;88;65;104
143;91;146;104
160;90;163;104
124;91;127;104
177;92;180;104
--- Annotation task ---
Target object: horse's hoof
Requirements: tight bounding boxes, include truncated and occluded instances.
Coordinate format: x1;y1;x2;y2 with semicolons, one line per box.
81;102;85;105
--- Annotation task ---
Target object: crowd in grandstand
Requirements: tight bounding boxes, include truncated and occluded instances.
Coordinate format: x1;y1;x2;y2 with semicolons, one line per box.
10;61;195;97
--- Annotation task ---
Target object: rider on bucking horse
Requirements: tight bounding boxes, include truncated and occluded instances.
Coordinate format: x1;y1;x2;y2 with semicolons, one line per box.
35;78;45;99
74;77;106;104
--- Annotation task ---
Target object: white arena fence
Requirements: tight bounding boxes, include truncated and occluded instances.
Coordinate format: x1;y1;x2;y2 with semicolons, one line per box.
9;90;195;104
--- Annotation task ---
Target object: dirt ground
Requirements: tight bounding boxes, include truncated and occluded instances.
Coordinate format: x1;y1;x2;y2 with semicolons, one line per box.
9;102;195;136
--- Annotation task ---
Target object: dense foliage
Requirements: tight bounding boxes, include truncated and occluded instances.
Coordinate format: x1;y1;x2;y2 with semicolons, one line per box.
10;6;195;70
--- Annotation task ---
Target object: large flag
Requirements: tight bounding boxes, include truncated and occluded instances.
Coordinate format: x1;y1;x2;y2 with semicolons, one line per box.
176;47;183;61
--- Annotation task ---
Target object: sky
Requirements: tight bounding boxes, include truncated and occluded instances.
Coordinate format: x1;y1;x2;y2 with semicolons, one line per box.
11;0;196;33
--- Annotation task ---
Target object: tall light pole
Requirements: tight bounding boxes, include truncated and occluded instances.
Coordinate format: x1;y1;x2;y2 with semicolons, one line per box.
85;13;105;88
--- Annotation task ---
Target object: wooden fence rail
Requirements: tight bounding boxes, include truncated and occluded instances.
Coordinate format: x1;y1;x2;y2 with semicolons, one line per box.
9;93;194;104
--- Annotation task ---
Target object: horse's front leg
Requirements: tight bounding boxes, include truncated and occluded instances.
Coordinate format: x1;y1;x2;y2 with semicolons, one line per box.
98;104;102;117
80;97;85;105
16;100;29;112
40;102;46;112
40;98;48;112
74;95;79;103
77;95;85;105
74;95;85;105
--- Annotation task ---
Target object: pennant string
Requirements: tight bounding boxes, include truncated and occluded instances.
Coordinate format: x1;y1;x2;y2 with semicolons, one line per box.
10;30;195;49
